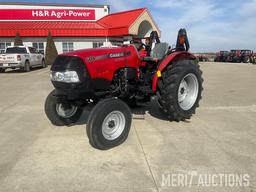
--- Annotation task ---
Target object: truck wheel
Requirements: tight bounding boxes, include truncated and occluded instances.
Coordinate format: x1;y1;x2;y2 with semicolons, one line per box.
23;61;30;72
42;59;46;68
0;68;5;73
157;60;203;121
86;98;132;150
44;90;83;126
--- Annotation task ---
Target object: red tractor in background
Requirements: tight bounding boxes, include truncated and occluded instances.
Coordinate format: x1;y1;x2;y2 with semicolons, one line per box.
229;50;241;63
229;49;253;63
250;53;256;64
229;49;245;63
240;50;253;63
44;29;203;150
214;51;229;62
214;50;253;63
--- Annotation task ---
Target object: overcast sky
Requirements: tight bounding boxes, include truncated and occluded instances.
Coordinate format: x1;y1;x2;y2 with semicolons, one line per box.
2;0;256;52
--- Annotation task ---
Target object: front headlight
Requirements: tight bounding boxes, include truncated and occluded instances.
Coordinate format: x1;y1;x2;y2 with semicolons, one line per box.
50;71;80;83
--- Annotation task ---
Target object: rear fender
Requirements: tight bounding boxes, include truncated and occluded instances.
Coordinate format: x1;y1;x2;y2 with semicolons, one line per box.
152;51;196;92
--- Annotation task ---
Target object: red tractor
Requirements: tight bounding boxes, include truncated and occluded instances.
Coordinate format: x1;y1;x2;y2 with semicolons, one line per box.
240;50;253;63
214;51;229;62
229;50;241;63
44;29;203;150
228;49;253;63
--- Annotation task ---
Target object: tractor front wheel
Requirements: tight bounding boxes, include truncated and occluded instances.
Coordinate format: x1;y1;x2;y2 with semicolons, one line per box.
157;60;203;121
44;90;83;126
86;98;132;150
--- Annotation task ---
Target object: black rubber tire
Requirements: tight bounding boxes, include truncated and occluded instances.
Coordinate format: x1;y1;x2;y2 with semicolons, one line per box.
23;60;30;72
157;60;203;121
44;90;83;126
86;98;132;150
42;59;46;68
0;68;5;73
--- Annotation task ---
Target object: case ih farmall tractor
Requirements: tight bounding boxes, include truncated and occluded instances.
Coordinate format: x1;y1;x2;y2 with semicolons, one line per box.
45;29;203;150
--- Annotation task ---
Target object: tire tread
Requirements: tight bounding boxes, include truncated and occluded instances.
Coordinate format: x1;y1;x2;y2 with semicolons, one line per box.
157;60;203;121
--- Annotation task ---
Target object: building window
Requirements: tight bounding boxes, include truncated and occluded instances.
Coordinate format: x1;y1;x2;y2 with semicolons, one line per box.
0;42;11;53
32;42;44;54
93;42;104;48
62;42;74;53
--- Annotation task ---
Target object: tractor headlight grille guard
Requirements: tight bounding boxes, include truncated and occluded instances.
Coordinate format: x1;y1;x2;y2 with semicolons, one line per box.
50;71;80;83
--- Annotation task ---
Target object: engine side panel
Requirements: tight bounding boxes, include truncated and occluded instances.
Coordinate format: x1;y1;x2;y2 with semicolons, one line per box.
62;45;141;82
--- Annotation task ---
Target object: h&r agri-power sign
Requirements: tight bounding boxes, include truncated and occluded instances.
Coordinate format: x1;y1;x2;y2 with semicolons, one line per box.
0;9;96;21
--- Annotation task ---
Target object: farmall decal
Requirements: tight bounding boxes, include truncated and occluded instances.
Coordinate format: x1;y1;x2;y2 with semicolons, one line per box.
0;9;95;20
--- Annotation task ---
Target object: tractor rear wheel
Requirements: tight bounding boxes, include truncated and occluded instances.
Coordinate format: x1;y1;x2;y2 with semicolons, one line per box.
86;98;132;150
157;60;203;121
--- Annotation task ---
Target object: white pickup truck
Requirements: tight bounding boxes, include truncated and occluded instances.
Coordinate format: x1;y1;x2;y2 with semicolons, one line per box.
0;46;45;73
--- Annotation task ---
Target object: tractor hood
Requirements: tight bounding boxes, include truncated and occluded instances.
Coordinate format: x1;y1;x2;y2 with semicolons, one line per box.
51;44;140;84
60;46;128;62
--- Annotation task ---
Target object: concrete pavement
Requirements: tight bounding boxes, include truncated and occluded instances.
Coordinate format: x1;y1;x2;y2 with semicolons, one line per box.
0;63;255;192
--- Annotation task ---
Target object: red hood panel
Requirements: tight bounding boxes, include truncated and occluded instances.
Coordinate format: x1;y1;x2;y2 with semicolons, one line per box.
61;46;126;58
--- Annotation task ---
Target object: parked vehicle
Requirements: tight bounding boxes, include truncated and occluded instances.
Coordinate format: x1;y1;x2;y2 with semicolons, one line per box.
44;29;203;150
214;51;229;62
229;50;242;63
240;50;253;63
228;50;241;63
250;53;256;64
0;46;45;73
227;49;253;63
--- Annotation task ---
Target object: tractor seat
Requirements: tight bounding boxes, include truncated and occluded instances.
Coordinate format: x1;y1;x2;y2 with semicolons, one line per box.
143;43;169;63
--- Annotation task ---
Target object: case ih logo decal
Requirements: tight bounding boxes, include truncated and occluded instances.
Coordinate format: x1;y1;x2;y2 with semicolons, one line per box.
0;9;95;21
109;52;125;58
86;52;131;63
